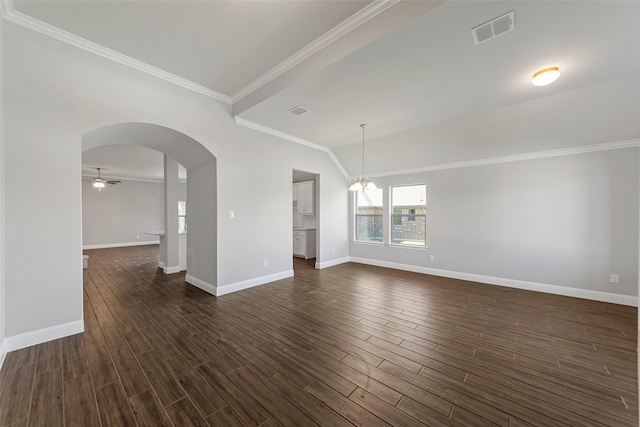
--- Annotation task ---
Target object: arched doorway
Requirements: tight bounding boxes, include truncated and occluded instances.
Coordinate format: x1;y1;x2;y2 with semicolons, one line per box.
82;122;218;293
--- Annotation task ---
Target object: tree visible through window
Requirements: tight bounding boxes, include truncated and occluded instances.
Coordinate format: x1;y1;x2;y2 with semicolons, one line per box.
355;188;383;242
391;185;426;246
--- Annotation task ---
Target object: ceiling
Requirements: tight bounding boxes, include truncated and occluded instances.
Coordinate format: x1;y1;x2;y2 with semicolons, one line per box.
82;145;187;182
8;0;640;180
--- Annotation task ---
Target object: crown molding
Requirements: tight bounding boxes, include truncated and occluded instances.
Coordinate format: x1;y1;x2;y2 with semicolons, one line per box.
230;0;399;103
1;2;231;104
234;117;350;180
82;174;186;184
235;117;328;152
2;0;395;106
364;139;640;179
0;0;14;17
326;150;350;181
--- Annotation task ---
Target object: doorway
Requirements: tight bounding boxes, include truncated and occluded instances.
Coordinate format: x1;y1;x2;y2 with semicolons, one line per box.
292;169;319;272
82;122;218;293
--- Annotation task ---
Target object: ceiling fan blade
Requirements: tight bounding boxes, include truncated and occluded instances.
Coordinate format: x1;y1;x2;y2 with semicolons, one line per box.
106;181;121;184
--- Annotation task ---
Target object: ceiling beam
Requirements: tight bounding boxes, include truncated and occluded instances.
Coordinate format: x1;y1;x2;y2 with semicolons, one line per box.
231;0;444;117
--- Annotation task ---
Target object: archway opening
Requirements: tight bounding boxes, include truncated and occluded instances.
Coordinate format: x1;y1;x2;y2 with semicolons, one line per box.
82;122;217;292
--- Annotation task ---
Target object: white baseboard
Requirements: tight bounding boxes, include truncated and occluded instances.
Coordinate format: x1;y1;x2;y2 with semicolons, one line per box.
0;340;6;371
189;269;299;297
185;274;217;296
349;257;638;307
315;256;350;269
5;320;85;352
83;241;159;250
163;265;182;274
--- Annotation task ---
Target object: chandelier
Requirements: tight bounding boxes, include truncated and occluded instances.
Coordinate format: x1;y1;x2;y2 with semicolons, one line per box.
348;124;377;192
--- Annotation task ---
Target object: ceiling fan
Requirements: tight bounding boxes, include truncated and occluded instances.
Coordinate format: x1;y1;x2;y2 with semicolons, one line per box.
85;167;121;191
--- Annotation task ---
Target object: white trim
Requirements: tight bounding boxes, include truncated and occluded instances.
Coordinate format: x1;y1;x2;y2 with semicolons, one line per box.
0;0;15;17
234;117;350;180
163;265;181;274
83;174;186;184
186;270;294;297
0;4;6;373
216;270;294;297
5;320;84;352
0;341;6;371
235;117;329;152
327;150;351;180
315;257;350;269
231;0;399;103
365;139;640;179
349;257;638;307
0;4;231;104
185;274;217;296
83;241;159;250
216;270;293;296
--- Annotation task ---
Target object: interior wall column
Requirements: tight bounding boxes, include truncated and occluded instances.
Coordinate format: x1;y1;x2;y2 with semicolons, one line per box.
162;155;180;273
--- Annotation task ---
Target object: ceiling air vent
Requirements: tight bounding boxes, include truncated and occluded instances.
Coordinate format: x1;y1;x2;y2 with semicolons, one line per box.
471;11;515;45
287;106;309;116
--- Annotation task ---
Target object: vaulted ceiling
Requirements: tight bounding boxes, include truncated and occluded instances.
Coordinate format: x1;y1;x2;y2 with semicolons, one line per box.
4;0;639;180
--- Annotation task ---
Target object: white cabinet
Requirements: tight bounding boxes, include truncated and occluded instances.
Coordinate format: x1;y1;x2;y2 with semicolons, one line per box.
293;229;316;259
294;181;314;215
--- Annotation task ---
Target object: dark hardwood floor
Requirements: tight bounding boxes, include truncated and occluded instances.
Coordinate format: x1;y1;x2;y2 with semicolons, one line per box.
0;245;637;426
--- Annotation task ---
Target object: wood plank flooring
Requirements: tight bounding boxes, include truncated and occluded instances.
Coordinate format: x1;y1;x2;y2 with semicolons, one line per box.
0;244;637;426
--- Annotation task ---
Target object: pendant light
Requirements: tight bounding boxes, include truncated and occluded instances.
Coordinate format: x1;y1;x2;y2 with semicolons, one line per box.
349;124;377;192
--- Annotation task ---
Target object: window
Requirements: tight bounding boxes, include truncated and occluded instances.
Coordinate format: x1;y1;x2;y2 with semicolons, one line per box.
178;201;187;233
391;185;426;246
355;188;383;242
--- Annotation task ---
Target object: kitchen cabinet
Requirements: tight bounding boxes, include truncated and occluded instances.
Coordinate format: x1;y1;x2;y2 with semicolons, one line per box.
293;229;316;259
295;181;314;215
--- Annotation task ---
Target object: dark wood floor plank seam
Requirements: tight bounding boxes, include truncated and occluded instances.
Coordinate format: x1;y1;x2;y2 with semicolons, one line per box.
1;246;636;427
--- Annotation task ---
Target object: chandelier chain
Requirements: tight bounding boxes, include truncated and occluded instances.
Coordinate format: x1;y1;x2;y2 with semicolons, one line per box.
361;123;366;177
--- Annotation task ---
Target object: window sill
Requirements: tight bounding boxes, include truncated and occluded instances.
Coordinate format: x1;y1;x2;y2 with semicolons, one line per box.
351;241;429;250
351;240;384;246
388;243;428;251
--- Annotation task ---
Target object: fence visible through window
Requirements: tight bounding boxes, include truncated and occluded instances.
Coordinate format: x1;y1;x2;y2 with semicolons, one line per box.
355;188;383;242
391;185;426;246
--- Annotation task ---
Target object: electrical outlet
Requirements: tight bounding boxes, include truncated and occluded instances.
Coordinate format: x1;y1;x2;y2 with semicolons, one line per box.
610;274;619;284
229;210;235;219
136;234;140;239
263;260;268;268
429;254;435;261
332;248;336;254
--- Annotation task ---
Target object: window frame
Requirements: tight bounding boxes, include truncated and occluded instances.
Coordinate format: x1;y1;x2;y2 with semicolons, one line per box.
389;184;427;247
353;188;384;244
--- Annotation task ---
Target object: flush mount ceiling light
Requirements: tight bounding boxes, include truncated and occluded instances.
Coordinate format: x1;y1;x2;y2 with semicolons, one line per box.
348;124;378;192
532;66;560;86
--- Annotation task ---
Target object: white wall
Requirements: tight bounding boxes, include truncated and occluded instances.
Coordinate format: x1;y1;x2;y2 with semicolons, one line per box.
82;179;163;247
351;147;639;304
186;160;217;290
2;20;349;343
0;13;7;366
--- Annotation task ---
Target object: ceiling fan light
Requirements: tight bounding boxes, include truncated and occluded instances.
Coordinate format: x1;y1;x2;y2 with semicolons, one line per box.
532;66;560;86
93;181;105;188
